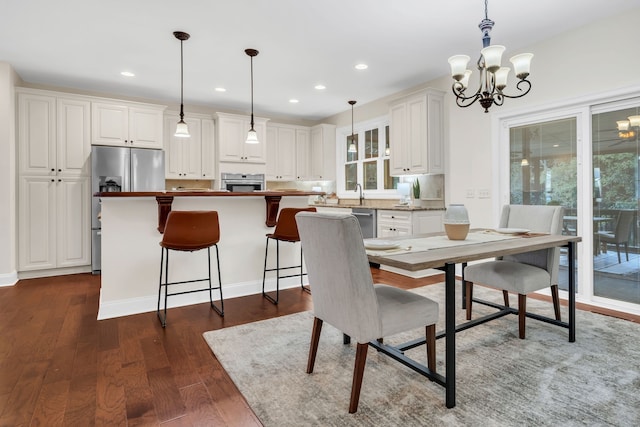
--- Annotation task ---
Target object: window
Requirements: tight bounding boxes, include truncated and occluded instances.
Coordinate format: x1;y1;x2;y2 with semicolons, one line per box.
340;117;398;195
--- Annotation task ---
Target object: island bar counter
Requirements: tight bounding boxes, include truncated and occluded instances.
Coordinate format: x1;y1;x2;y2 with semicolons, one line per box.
96;191;321;320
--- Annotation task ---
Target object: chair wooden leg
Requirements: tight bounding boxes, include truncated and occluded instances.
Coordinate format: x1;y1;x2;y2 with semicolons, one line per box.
518;294;526;339
426;324;436;373
615;243;621;263
306;317;323;374
349;343;368;414
465;282;473;320
551;284;561;321
503;290;510;307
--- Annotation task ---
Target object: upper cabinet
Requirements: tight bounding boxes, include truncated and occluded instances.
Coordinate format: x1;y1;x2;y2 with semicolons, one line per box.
18;91;91;177
266;124;311;181
388;88;444;175
216;112;268;163
92;101;165;149
164;112;216;180
266;125;296;181
309;124;337;181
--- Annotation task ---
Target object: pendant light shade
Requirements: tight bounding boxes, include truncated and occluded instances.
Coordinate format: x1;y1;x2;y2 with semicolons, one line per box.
348;100;357;153
245;48;260;144
174;31;190;138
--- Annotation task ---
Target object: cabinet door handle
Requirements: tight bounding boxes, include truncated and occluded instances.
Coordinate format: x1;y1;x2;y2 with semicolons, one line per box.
51;179;55;182
58;169;62;172
51;168;55;172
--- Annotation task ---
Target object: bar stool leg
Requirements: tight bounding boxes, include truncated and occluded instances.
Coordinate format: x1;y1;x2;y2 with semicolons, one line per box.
262;237;278;304
157;248;170;328
211;245;224;316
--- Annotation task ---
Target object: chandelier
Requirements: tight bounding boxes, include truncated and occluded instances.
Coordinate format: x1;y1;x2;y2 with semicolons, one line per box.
447;0;533;113
616;115;640;139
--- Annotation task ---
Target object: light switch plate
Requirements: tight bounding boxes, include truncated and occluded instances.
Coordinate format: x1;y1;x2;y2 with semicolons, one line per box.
478;189;491;198
466;189;475;198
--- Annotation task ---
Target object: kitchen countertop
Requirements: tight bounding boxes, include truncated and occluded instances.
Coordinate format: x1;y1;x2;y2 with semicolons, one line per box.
311;202;445;211
95;190;323;197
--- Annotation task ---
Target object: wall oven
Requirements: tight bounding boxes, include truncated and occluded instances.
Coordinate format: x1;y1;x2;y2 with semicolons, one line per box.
220;173;265;192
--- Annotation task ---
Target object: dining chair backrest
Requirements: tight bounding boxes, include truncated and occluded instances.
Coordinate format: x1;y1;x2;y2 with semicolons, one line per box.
614;210;635;242
295;212;382;343
499;204;565;285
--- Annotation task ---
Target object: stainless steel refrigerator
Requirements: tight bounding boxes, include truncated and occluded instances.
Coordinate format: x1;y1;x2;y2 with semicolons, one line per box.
91;145;165;273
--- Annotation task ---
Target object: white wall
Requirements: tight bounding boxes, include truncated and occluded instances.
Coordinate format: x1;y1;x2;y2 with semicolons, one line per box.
322;8;640;228
0;62;19;286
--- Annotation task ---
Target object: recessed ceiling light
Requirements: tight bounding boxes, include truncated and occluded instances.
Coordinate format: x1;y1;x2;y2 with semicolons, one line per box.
120;71;135;77
355;63;368;70
289;99;299;104
214;87;226;92
314;84;326;90
553;144;559;147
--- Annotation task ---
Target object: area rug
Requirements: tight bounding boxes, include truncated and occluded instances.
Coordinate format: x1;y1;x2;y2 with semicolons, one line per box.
203;284;640;426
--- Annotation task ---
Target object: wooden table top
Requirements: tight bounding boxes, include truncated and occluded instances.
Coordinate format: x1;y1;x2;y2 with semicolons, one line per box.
367;231;582;271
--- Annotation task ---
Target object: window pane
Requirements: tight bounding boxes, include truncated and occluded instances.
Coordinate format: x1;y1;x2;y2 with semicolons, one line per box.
385;125;390;157
365;129;378;159
345;163;357;191
363;161;377;190
347;134;358;162
592;107;639;305
384;159;398;189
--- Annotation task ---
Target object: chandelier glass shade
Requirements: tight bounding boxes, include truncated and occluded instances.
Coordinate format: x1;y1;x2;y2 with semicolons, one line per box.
174;31;191;138
448;0;533;113
245;48;260;144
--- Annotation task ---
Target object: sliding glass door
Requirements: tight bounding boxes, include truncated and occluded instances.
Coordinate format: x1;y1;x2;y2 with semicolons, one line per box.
592;104;640;305
502;97;640;313
508;117;578;292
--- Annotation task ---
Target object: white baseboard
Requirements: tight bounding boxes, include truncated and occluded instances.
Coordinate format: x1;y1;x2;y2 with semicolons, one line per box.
0;271;18;287
18;266;91;280
97;276;307;320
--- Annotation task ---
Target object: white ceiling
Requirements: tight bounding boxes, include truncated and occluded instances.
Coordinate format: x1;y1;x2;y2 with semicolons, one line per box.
3;0;640;121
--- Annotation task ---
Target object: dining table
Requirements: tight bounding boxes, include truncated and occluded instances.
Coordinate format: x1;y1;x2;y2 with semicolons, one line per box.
364;229;582;409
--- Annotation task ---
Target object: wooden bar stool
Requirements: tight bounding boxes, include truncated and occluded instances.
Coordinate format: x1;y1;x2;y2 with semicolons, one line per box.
262;207;316;304
157;210;223;327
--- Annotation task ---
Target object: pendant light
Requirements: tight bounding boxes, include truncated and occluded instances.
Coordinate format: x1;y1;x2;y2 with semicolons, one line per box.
348;100;357;153
245;48;260;144
174;31;190;137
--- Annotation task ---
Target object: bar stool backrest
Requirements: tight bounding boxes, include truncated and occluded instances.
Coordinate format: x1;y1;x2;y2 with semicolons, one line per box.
161;211;220;251
270;207;317;242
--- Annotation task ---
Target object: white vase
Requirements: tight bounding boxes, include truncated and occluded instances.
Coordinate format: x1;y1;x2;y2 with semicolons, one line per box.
443;204;470;240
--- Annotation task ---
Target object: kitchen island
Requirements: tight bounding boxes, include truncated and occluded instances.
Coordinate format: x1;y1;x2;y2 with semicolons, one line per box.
95;190;321;319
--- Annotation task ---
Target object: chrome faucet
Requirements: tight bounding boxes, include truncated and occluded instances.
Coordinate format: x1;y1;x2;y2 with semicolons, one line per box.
354;183;364;205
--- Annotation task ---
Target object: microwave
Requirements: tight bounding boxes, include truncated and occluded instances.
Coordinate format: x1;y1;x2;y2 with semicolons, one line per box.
220;173;265;192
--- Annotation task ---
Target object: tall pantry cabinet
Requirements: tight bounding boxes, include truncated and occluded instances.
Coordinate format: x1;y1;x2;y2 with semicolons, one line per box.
17;89;91;272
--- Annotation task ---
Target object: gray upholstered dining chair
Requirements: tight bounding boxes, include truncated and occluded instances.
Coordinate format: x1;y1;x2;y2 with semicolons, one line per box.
295;211;439;413
464;204;564;339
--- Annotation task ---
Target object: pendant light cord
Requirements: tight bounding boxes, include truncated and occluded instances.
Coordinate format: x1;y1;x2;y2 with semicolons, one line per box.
484;0;489;20
250;55;255;129
351;103;354;139
179;38;185;121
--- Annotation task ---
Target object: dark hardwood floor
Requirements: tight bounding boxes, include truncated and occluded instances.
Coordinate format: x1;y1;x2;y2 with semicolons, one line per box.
1;270;637;426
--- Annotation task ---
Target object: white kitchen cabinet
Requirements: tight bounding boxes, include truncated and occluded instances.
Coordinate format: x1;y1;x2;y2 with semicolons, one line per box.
295;128;310;180
92;101;165;148
17;89;93;273
164;116;202;179
389;88;444;175
201;118;216;179
164;113;216;180
309;124;337;180
377;209;444;237
18;92;91;177
216;112;268;163
266;125;297;181
18;175;91;271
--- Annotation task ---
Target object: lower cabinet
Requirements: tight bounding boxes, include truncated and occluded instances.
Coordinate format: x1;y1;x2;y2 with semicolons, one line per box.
377;209;444;237
18;175;91;271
